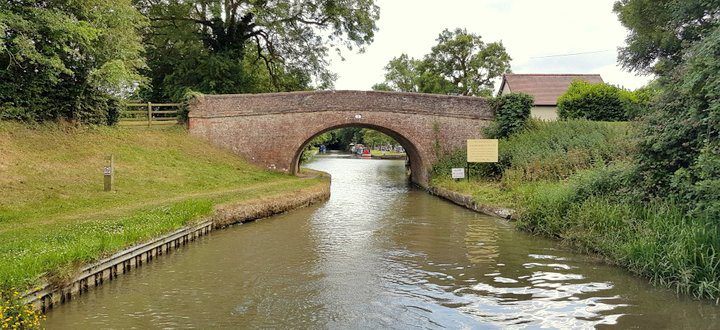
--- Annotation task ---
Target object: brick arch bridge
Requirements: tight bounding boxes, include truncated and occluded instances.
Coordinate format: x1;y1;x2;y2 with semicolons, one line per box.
188;90;493;187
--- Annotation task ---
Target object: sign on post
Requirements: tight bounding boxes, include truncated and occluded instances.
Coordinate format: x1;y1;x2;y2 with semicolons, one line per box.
451;168;465;179
467;139;499;163
104;155;114;192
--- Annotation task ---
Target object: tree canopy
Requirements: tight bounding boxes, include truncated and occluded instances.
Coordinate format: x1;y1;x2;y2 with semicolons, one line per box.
373;28;511;97
0;0;147;123
615;0;720;217
614;0;720;74
1;0;380;122
138;0;379;100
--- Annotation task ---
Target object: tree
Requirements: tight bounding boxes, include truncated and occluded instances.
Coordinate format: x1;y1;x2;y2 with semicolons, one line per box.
635;25;720;209
614;0;720;217
137;0;379;101
373;28;511;96
361;129;396;147
373;54;432;93
614;0;720;74
0;0;147;123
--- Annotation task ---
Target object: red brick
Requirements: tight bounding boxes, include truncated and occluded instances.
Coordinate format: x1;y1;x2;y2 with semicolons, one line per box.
189;90;492;187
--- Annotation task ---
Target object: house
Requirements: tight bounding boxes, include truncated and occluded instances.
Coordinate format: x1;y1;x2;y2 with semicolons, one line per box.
498;73;604;121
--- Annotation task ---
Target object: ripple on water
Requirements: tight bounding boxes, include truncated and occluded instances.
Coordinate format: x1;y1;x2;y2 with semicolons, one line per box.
42;157;718;329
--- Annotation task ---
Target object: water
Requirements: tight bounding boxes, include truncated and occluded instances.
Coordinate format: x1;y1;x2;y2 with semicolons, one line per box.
45;156;719;328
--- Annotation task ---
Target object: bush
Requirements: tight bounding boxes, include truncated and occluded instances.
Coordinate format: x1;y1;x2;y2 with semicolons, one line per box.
557;81;638;121
487;93;533;138
635;26;720;209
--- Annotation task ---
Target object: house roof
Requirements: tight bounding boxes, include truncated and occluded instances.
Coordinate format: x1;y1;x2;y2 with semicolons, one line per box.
499;74;604;106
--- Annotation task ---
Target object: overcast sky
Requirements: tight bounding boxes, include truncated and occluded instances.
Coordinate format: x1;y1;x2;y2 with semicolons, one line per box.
328;0;653;91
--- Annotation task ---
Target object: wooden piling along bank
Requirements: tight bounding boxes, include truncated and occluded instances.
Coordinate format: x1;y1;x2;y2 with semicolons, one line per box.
22;180;331;313
23;221;213;312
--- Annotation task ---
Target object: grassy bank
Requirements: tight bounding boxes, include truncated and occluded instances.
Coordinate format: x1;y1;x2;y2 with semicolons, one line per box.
369;149;405;157
0;122;325;291
431;120;720;300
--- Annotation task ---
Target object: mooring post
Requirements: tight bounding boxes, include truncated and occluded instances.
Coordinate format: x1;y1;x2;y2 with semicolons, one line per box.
104;155;114;192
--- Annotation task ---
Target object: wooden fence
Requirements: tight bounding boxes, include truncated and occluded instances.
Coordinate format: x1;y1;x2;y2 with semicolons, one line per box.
119;102;183;126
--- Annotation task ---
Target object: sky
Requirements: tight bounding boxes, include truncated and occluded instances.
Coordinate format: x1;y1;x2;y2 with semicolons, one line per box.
328;0;653;91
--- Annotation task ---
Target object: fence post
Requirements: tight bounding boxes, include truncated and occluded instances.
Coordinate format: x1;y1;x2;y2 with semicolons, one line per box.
147;102;152;127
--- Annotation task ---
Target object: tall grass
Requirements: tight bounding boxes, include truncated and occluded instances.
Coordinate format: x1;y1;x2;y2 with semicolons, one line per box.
432;120;720;300
517;166;720;299
432;120;634;182
499;120;634;181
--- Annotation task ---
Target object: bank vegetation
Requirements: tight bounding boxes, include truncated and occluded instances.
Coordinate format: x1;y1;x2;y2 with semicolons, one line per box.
0;122;325;293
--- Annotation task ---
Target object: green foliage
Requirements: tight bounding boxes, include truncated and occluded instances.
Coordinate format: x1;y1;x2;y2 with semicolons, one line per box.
0;290;44;329
613;0;720;74
624;82;660;119
0;0;147;123
374;54;423;93
304;127;398;151
557;81;642;121
373;28;511;96
361;129;396;147
634;25;720;208
432;120;633;182
487;93;533;138
0;122;322;290
138;0;379;101
432;118;720;300
371;82;393;91
516;165;720;300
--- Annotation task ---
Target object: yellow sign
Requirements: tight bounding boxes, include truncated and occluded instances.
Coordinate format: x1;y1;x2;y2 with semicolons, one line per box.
467;139;498;163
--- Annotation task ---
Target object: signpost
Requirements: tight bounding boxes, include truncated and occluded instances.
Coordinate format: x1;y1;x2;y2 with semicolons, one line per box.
464;139;499;180
104;155;114;192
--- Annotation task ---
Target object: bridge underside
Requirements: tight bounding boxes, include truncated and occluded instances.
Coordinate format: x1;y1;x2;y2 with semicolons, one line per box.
188;91;493;187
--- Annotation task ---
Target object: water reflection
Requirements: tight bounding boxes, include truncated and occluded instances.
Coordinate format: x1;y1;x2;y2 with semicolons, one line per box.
44;156;719;329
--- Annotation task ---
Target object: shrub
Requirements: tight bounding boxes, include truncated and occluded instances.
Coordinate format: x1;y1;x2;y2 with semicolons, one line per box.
557;81;637;121
635;26;720;208
0;289;44;329
488;93;533;138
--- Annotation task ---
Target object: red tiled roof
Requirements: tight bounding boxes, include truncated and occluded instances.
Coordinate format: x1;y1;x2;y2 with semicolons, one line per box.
499;74;604;106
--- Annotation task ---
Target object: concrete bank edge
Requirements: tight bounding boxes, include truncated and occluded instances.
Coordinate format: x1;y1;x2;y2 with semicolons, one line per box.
427;186;515;220
23;178;331;312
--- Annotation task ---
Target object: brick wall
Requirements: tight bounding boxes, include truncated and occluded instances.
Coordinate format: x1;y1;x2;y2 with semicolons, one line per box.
189;90;493;187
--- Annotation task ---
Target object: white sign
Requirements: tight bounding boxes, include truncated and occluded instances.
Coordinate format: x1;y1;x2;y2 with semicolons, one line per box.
103;166;112;176
451;168;465;179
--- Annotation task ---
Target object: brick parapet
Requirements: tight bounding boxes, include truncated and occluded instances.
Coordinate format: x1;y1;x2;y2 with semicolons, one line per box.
190;90;493;120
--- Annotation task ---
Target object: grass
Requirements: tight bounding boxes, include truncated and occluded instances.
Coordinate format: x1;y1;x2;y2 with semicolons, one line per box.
0;122;324;290
430;120;720;300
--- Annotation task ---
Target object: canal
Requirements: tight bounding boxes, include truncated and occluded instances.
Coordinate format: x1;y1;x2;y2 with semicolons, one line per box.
45;156;718;328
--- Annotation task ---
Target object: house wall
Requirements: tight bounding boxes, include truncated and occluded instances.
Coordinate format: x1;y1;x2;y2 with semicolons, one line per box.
531;106;558;121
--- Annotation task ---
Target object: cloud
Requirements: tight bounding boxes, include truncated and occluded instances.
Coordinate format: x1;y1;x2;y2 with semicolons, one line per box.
328;0;653;91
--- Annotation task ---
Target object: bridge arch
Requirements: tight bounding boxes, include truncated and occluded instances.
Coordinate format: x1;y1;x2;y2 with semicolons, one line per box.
290;123;424;183
188;90;493;187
